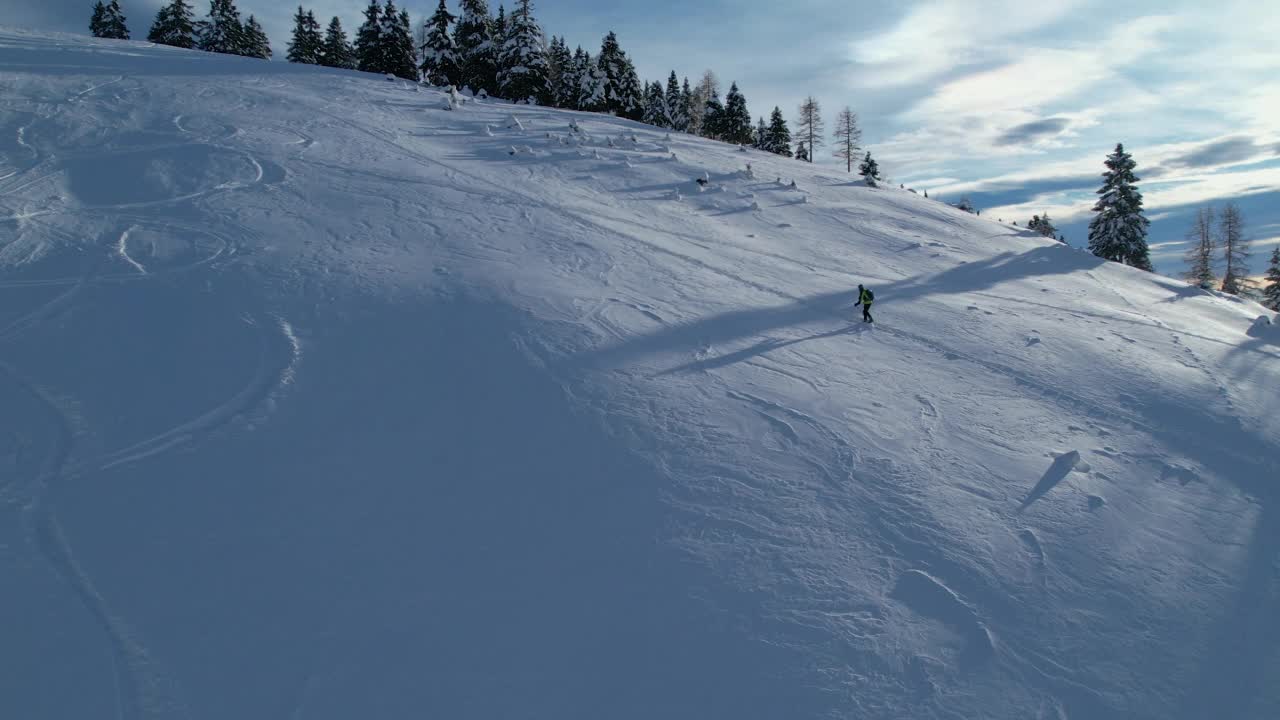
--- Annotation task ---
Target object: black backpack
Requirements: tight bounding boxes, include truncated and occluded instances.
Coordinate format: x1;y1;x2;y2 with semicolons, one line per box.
865;288;875;302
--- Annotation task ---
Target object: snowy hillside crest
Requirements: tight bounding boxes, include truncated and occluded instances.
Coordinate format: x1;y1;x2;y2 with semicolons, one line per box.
1;29;1278;720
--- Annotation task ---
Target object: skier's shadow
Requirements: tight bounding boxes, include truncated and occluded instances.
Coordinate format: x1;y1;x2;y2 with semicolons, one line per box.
580;244;1089;372
653;325;860;376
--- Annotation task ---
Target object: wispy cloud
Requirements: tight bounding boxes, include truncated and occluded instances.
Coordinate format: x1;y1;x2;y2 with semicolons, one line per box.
995;117;1074;146
847;0;1088;89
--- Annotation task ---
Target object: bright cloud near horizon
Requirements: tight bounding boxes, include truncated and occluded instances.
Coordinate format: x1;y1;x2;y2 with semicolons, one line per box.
7;0;1280;274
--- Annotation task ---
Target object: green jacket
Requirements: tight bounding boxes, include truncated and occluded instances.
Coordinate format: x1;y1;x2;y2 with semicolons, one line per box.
859;288;874;305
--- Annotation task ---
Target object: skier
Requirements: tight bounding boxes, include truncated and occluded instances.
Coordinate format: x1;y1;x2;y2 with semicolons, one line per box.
854;284;874;323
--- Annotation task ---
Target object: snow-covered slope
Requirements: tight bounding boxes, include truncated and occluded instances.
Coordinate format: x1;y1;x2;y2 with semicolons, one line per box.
2;29;1278;720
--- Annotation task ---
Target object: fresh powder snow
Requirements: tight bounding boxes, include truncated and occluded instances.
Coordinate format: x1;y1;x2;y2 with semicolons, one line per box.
1;28;1278;720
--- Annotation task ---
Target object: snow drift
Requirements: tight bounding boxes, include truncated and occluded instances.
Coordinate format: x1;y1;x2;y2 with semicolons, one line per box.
1;29;1278;720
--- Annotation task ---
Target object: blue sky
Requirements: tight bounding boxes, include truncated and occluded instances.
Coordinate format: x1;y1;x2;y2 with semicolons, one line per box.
8;0;1280;276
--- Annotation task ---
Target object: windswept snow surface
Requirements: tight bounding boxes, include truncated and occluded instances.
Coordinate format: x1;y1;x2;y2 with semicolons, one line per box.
2;29;1279;720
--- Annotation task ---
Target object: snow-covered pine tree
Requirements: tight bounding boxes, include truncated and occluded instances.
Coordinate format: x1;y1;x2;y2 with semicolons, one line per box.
545;37;572;107
196;0;247;55
690;71;717;136
319;16;355;69
1087;143;1152;271
562;46;587;110
90;2;108;37
419;0;457;84
573;48;604;111
665;72;688;131
680;78;696;134
796;96;823;163
148;0;196;49
354;1;383;73
832;106;862;173
702;87;725;140
858;151;881;186
765;107;792;157
96;0;130;38
497;0;548;103
615;57;644;120
1263;247;1280;310
378;3;418;80
593;32;630;114
399;8;420;77
1182;206;1217;289
721;82;753;145
287;6;324;64
1034;212;1058;239
455;0;497;94
642;81;668;128
491;4;507;53
754;117;767;150
795;140;809;162
1219;201;1250;295
241;15;271;58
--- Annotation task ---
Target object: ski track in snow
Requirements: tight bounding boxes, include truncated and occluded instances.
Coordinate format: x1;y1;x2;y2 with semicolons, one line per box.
0;75;292;716
0;359;190;720
87;313;300;474
115;228;147;275
67;75;124;102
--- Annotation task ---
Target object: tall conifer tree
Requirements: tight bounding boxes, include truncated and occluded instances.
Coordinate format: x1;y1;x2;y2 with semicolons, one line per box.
91;2;108;37
832;107;862;173
665;72;687;131
1219;202;1250;295
420;0;458;86
287;6;324;64
796;97;823;163
497;0;548;102
455;0;497;93
1087;143;1152;270
241;15;271;58
764;107;792;157
643;81;668;127
197;0;247;55
102;1;131;39
1263;248;1280;310
721;82;753;145
354;0;383;73
616;57;644;120
1182;206;1217;289
702;87;725;140
545;36;572;107
378;3;418;80
148;0;196;49
321;16;355;68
